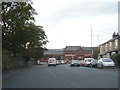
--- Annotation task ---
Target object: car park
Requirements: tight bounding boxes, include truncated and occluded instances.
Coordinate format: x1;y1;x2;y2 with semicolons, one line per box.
84;58;94;67
48;58;56;66
89;59;98;67
70;60;80;67
97;58;115;69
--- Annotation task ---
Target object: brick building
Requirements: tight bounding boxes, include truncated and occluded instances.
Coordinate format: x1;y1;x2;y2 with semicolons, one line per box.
40;49;64;62
64;46;82;60
40;46;93;62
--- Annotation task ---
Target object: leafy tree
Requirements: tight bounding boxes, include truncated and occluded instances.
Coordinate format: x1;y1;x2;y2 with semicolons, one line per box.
92;47;99;59
2;2;48;62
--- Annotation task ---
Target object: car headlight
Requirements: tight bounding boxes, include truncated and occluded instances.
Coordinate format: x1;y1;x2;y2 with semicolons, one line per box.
71;63;73;64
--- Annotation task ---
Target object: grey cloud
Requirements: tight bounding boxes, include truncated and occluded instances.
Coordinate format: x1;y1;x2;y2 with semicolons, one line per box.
44;1;117;22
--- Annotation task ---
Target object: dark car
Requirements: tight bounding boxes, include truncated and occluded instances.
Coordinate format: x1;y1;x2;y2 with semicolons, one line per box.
89;60;98;67
68;60;72;64
70;60;80;67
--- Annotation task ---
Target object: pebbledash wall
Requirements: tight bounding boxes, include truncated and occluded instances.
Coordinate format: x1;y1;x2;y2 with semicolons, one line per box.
40;46;93;62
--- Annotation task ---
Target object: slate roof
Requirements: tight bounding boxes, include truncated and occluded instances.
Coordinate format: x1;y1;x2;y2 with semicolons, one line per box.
44;49;64;55
64;46;81;51
99;36;120;46
82;47;92;50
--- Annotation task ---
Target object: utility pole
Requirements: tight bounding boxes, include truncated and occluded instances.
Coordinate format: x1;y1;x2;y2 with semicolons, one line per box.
97;34;99;46
90;24;92;48
90;24;93;58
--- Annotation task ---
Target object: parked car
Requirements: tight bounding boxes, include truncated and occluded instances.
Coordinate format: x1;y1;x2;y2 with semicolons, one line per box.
68;60;72;64
79;60;85;66
89;59;98;67
48;58;56;66
84;58;94;67
37;60;40;64
56;60;61;65
97;58;115;69
70;60;80;67
60;60;65;64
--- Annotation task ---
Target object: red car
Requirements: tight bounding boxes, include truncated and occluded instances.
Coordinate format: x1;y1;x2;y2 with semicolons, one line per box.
79;60;85;66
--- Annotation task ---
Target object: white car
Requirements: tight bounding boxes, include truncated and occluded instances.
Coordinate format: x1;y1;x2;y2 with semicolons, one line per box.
48;58;56;66
60;60;65;64
97;58;115;68
37;60;40;64
84;58;94;67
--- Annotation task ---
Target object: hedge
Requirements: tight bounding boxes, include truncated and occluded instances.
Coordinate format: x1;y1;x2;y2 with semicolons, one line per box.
110;54;120;66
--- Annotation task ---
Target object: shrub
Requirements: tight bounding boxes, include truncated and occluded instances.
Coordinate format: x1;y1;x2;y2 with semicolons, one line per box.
110;54;120;66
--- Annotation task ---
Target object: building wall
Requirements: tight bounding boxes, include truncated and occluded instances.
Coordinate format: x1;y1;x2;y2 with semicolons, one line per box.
40;47;93;62
99;37;120;58
40;54;64;62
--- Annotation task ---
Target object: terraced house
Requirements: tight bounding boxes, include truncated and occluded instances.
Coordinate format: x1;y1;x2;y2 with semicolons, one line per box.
99;32;120;58
40;46;93;62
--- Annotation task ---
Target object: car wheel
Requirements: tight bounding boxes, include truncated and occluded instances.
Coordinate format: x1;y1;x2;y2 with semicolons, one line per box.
89;64;92;67
100;65;103;69
97;64;99;68
71;65;73;67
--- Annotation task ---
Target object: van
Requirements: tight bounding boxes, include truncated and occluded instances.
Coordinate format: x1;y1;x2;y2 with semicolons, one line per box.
48;58;56;66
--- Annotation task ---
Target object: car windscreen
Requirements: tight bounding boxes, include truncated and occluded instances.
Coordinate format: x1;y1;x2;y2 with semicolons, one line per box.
72;60;78;63
103;59;113;62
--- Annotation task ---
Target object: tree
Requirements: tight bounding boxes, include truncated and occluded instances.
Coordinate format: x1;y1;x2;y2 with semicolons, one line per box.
2;2;48;61
92;47;99;59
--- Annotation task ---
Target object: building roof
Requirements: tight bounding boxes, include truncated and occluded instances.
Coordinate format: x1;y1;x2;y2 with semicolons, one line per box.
44;49;64;55
99;36;120;46
82;47;92;50
64;46;81;51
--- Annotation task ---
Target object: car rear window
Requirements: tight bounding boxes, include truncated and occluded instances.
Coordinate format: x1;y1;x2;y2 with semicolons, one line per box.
103;59;113;62
93;60;98;62
49;59;55;61
86;59;92;62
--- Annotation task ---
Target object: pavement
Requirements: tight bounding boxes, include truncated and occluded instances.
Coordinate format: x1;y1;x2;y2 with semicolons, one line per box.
2;65;34;82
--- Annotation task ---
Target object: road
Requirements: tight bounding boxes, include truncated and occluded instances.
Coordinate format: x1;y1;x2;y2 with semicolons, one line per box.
2;64;118;88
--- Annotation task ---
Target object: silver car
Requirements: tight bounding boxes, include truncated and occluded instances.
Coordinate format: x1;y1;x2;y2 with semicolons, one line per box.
97;58;115;68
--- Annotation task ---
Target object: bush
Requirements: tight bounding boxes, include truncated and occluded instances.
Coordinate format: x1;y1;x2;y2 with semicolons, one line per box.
110;54;120;66
2;49;28;71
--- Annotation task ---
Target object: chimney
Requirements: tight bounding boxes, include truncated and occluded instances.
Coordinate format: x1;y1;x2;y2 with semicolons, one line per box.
112;32;119;38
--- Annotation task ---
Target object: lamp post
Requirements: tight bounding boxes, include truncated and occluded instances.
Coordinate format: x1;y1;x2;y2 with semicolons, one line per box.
90;24;92;48
82;24;93;47
82;24;93;58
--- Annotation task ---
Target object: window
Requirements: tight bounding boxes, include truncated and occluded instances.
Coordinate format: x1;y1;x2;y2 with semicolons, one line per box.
72;52;74;54
115;39;118;48
66;52;68;55
66;57;68;60
105;44;108;51
109;42;112;50
79;52;82;55
72;56;75;59
100;46;103;53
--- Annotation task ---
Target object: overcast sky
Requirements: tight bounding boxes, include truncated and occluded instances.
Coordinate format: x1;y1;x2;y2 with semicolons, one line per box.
32;0;119;49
